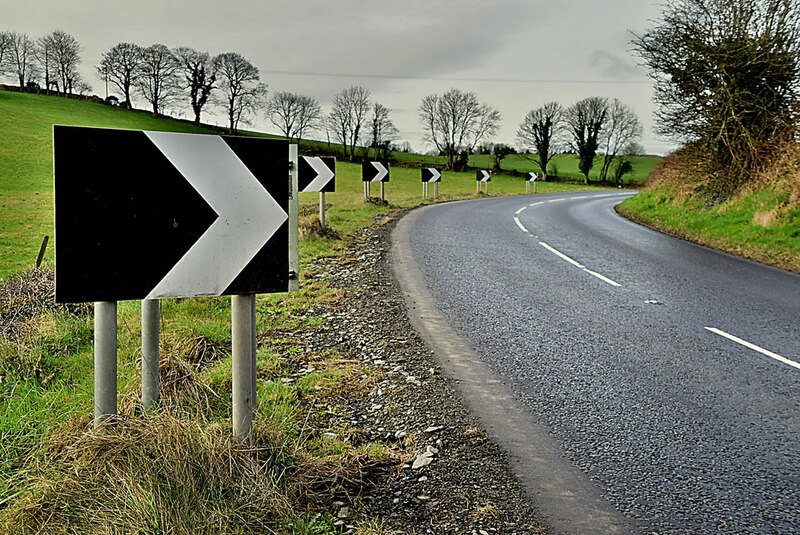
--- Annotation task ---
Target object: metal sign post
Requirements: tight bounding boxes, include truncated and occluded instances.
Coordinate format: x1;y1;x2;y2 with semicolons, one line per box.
289;145;299;293
232;293;255;442
141;298;160;409
94;301;117;427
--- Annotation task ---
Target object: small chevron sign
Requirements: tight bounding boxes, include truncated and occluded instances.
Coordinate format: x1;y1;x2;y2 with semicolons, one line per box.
476;170;492;182
363;161;389;182
421;168;442;183
299;156;335;192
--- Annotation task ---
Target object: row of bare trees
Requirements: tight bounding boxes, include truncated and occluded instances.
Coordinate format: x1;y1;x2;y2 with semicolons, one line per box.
98;43;267;132
100;41;401;146
516;97;643;184
0;30;89;94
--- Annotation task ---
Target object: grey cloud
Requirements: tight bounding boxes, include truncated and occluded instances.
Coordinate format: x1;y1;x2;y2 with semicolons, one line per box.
587;50;642;79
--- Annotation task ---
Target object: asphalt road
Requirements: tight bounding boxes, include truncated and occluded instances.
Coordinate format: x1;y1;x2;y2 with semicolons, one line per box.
397;191;800;534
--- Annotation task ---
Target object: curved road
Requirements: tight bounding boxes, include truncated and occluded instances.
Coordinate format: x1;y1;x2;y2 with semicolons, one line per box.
393;191;800;534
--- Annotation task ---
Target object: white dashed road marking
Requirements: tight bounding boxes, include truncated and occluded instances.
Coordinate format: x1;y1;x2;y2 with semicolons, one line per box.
705;327;800;371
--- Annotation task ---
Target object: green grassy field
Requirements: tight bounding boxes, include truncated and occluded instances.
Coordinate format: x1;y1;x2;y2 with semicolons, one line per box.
0;91;230;277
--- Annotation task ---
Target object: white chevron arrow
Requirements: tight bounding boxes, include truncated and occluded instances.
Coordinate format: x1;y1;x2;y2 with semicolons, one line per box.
302;156;335;192
529;172;538;181
144;131;288;299
478;170;491;181
427;168;441;182
371;162;388;182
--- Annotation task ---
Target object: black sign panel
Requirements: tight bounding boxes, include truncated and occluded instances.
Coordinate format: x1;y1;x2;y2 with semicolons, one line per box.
476;170;492;182
54;126;290;303
421;168;442;183
299;156;335;192
362;161;389;182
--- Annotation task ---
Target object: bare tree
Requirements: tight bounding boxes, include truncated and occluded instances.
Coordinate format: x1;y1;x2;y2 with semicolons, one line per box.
37;30;82;94
231;82;268;133
633;0;800;194
174;47;216;125
72;76;92;96
328;86;371;161
0;31;10;76
136;44;180;116
566;97;609;184
598;99;643;184
516;101;564;180
98;43;143;108
419;88;501;170
266;91;321;142
6;32;38;88
213;52;265;133
327;103;350;158
33;35;55;93
369;102;399;160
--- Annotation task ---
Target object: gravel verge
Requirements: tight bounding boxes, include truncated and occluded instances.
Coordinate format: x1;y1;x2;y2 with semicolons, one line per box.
291;208;545;534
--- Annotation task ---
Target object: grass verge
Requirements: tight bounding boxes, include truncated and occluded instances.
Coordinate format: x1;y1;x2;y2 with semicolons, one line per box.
617;144;800;273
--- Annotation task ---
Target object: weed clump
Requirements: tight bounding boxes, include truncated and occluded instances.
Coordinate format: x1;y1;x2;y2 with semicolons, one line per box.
299;215;341;240
0;267;90;341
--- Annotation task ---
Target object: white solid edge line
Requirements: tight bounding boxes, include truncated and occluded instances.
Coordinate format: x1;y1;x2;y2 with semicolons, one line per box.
705;327;800;371
514;216;529;233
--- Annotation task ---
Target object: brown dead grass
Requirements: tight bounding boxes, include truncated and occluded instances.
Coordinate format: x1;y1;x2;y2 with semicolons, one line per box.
299;215;342;240
1;409;401;534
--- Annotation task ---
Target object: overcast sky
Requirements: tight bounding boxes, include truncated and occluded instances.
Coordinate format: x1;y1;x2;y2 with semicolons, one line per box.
3;0;677;155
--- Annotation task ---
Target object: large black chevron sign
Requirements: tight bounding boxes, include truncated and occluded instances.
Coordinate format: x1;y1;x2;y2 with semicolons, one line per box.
299;156;335;192
476;170;492;182
54;126;289;303
421;168;442;183
362;161;389;182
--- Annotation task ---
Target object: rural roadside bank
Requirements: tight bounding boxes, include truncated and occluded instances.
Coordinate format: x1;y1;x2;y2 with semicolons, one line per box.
296;207;545;534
